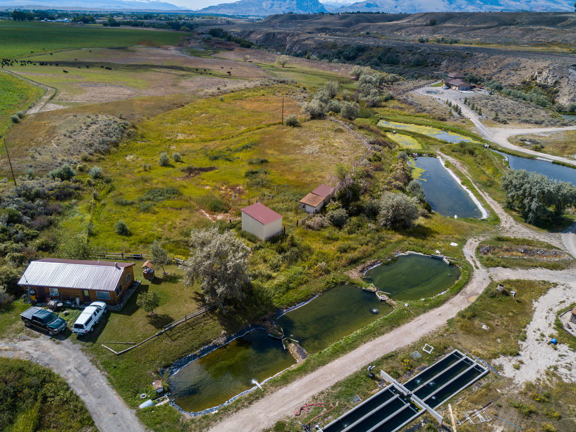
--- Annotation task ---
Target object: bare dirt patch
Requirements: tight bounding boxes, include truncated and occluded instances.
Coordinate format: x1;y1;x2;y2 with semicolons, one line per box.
494;283;576;385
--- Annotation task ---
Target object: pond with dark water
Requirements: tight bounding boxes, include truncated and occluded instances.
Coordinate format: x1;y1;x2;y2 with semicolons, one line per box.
412;157;483;218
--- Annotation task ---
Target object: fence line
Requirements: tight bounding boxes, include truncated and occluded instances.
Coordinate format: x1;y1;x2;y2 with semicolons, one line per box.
101;304;216;355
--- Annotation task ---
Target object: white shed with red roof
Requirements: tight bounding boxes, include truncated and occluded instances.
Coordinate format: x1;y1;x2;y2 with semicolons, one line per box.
241;202;282;241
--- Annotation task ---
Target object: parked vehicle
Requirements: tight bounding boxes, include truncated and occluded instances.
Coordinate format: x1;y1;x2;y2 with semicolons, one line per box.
72;301;107;335
20;307;67;335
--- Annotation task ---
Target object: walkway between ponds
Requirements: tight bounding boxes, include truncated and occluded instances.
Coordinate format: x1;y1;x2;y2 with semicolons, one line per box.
0;337;146;432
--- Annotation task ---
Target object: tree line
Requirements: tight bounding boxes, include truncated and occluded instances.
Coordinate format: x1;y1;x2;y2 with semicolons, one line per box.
502;169;576;225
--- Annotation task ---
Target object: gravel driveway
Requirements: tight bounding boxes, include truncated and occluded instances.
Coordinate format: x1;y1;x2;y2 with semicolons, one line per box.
0;337;146;432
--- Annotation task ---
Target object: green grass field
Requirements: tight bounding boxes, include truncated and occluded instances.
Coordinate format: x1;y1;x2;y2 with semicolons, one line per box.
0;22;183;58
0;72;43;136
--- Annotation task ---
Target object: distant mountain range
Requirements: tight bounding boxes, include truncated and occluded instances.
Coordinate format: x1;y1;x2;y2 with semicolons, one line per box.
196;0;326;16
0;0;180;10
328;0;575;13
195;0;574;16
0;0;573;14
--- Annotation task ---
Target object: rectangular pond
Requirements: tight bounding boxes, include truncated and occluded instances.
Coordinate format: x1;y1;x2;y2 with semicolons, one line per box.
378;120;474;144
322;350;488;432
412;156;485;219
364;253;460;302
169;329;293;413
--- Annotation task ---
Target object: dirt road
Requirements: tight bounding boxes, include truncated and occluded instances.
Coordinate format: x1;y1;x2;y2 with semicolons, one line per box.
2;70;57;114
0;337;146;432
414;86;576;167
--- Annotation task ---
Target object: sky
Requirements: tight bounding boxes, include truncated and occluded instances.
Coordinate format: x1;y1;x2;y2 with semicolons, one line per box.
174;0;354;10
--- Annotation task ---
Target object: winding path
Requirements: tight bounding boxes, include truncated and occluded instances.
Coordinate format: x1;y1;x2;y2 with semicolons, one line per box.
0;337;146;432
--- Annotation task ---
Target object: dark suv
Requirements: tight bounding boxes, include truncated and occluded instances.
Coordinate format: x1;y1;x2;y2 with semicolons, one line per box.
21;307;67;335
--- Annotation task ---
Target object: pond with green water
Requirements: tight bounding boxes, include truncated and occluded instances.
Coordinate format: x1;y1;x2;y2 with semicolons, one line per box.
170;256;459;413
378;120;474;144
364;254;460;301
277;284;392;354
169;329;293;413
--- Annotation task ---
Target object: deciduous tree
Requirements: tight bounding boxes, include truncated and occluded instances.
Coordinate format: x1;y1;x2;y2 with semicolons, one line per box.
185;228;250;310
378;192;419;229
137;291;159;315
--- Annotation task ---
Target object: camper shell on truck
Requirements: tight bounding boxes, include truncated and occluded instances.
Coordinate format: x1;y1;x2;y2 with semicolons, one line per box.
20;307;67;335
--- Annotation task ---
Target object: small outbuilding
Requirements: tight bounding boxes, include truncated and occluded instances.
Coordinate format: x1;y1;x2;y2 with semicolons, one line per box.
241;202;282;241
299;184;335;214
18;258;135;306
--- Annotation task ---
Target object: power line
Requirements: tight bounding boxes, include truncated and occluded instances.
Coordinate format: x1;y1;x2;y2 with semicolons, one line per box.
1;136;17;187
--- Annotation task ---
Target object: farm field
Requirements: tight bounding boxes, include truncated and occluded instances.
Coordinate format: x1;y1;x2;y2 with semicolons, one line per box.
0;21;183;58
1;17;575;432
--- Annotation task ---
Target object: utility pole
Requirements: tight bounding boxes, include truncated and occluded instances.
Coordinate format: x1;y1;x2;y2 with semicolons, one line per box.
2;136;17;187
281;96;285;125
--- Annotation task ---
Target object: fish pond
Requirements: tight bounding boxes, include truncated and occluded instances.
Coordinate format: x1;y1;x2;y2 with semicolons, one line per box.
364;254;460;301
170;256;460;413
496;150;576;186
277;284;392;354
412;156;484;219
169;329;292;413
378;120;474;144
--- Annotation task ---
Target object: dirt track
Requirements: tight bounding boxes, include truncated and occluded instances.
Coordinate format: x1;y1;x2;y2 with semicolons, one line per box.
0;337;146;432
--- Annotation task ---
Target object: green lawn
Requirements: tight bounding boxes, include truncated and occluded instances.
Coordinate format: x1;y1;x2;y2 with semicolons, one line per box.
0;21;183;58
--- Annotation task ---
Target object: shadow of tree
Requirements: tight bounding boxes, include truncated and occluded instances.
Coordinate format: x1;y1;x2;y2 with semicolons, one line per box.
147;313;174;329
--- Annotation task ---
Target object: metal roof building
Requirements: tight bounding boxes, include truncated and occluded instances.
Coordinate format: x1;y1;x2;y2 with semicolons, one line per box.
19;259;136;306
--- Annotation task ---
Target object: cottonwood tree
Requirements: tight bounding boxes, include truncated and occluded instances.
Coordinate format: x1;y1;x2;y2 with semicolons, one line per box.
150;240;169;274
185;228;250;310
502;169;576;225
378;192;419;229
276;55;289;68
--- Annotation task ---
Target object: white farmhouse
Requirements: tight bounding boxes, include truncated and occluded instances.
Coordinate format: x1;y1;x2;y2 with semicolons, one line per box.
241;202;282;241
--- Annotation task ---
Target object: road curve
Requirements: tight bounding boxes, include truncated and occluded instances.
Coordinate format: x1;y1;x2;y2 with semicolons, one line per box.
0;337;146;432
413;86;576;168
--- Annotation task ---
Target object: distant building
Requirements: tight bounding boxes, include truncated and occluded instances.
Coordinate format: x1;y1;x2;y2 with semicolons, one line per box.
241;202;282;240
443;73;473;91
18;258;135;306
299;184;335;214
